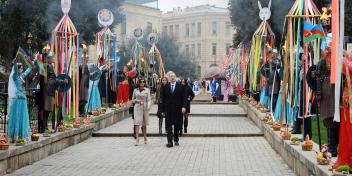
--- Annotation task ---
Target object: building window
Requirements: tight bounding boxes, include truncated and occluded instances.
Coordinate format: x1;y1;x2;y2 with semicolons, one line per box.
169;25;173;35
226;21;231;35
191;44;195;57
197;65;201;78
147;22;152;33
226;43;231;55
191;23;195;37
163;26;168;35
175;25;180;38
197;22;201;37
185;44;189;55
120;15;126;35
186;24;190;37
212;43;217;56
197;43;201;57
212;21;217;35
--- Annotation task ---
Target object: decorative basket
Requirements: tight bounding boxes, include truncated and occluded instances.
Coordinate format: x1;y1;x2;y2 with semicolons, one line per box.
302;143;313;151
73;123;80;128
58;126;65;132
0;144;9;150
83;118;91;125
261;108;268;113
273;125;281;131
92;111;100;116
31;135;40;141
281;133;291;140
317;158;330;165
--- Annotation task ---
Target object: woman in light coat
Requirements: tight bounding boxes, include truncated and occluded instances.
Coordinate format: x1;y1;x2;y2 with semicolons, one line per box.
132;78;151;146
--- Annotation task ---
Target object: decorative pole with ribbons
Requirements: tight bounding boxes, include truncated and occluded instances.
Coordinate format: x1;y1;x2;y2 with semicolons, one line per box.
95;9;117;105
51;0;80;126
283;0;321;145
147;32;165;79
131;28;147;80
249;0;275;111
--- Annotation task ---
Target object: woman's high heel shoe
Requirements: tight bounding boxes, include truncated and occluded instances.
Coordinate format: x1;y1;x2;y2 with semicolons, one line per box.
135;139;139;146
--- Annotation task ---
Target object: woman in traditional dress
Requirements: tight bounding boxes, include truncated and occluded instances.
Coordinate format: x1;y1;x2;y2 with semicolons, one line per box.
333;52;352;169
86;64;106;113
223;80;231;103
7;59;33;142
156;77;168;135
132;78;151;146
117;66;134;105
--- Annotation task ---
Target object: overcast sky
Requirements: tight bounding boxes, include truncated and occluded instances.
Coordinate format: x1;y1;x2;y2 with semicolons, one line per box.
144;0;229;13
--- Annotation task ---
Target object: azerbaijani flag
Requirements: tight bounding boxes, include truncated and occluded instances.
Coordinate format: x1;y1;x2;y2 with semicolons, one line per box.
17;47;34;69
35;52;47;77
303;22;325;43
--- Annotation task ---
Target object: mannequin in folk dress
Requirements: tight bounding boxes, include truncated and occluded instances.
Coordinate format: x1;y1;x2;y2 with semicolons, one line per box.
86;64;106;113
211;78;219;102
192;81;200;96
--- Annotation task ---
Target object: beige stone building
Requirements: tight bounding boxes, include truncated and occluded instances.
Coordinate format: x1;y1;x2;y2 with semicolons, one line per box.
162;5;234;78
114;2;162;46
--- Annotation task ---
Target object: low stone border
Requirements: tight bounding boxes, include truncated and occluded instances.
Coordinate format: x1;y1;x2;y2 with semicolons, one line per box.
0;106;130;175
239;99;332;176
91;106;130;131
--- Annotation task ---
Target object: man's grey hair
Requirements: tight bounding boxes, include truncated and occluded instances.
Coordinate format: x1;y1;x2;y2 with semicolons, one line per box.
166;71;176;77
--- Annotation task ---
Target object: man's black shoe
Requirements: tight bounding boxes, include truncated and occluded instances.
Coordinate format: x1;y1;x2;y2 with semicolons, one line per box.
184;129;187;133
175;141;179;146
166;142;173;148
179;131;183;136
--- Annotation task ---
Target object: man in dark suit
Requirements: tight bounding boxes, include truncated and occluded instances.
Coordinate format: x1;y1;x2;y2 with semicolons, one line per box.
160;72;187;147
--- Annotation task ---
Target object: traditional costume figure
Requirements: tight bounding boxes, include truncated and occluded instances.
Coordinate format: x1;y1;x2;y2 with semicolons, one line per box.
333;55;352;169
201;80;206;94
79;57;90;116
211;78;219;102
86;64;105;113
192;81;200;96
117;66;134;105
36;54;57;132
316;52;339;156
206;80;212;94
259;63;271;109
7;62;32;142
223;80;231;103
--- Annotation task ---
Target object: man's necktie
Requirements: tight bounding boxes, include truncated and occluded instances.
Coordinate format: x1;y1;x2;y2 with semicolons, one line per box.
171;84;174;93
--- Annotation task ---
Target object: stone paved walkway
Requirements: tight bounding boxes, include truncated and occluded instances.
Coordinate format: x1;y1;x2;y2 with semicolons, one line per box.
8;103;295;176
149;104;246;115
8;137;294;176
94;116;262;136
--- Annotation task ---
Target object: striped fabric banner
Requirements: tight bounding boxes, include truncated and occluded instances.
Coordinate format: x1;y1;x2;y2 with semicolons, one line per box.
35;52;47;77
17;47;34;69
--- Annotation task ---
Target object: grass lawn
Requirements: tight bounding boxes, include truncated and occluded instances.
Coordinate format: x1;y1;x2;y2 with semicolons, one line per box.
312;116;328;145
